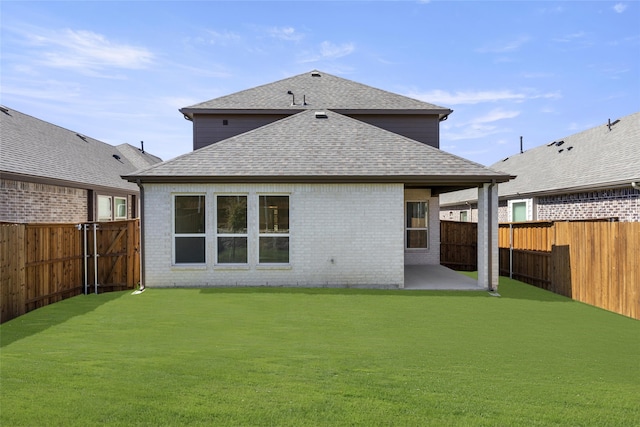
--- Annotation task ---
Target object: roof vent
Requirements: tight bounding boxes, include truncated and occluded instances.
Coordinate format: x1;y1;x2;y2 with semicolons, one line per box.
112;154;121;160
0;106;9;115
76;133;87;141
311;71;321;77
607;118;620;131
315;111;328;119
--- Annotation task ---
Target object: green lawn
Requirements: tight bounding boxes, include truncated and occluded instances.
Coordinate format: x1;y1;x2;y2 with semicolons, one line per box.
1;276;639;426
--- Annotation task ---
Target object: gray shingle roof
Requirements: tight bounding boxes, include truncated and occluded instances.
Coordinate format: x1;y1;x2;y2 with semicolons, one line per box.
440;111;640;204
125;110;510;184
0;107;162;192
181;70;451;115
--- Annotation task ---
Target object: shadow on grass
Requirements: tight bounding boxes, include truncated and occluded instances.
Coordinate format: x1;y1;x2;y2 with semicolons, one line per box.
0;291;127;348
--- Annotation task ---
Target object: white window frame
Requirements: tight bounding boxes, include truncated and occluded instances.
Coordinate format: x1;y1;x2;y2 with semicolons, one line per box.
257;194;290;265
173;194;206;265
405;200;429;250
508;198;534;222
97;195;113;221
114;197;128;220
215;194;249;265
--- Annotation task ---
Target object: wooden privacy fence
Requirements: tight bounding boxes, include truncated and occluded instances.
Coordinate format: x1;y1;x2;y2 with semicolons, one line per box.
440;220;477;271
1;220;140;323
441;220;640;319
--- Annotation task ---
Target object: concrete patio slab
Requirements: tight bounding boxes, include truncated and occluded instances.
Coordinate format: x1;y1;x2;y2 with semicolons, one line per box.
404;265;485;290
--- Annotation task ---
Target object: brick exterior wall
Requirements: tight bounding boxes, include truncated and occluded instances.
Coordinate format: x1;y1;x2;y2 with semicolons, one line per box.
535;188;640;222
440;188;639;223
142;182;430;288
0;178;88;223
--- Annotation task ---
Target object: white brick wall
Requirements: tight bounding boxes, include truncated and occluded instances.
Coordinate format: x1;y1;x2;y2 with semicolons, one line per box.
142;183;406;288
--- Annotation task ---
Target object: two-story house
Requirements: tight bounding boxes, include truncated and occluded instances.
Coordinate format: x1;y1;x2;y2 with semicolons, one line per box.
124;71;511;289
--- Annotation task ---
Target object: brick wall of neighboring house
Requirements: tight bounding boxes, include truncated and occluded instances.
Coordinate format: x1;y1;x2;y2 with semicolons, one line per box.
0;178;88;223
535;188;640;222
142;182;407;288
441;188;640;223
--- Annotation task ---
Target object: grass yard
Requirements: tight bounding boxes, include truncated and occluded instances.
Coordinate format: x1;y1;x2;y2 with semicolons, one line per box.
1;275;639;426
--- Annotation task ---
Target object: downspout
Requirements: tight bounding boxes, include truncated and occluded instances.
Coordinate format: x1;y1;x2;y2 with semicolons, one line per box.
136;179;145;290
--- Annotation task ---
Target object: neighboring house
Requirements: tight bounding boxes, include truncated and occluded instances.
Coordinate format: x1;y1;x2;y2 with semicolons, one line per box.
0;106;162;223
124;70;511;289
440;111;640;223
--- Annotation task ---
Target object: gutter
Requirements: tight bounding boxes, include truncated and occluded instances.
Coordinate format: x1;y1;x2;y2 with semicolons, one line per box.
122;174;513;186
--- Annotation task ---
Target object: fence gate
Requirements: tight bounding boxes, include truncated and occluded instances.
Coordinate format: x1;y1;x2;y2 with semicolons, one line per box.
84;220;140;294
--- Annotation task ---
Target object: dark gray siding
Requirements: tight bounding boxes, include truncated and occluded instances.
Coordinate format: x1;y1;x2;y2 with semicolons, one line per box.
193;114;290;150
346;114;440;148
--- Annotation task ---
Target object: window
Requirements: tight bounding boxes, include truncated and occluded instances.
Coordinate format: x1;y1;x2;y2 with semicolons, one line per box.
259;195;289;263
508;199;533;222
174;195;206;264
460;211;468;222
216;195;248;264
114;197;127;220
406;201;428;249
97;195;113;221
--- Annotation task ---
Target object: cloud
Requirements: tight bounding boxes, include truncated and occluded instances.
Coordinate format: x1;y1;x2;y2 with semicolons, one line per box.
552;31;587;43
441;109;520;141
203;29;242;45
476;36;531;53
25;28;154;74
319;41;355;59
268;26;304;41
613;3;627;13
299;41;355;63
408;89;560;105
470;108;521;124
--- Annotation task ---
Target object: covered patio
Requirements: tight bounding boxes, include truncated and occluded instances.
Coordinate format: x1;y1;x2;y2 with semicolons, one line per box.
404;265;484;290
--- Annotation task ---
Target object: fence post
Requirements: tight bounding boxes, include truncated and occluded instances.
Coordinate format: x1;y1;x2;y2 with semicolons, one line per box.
509;223;513;279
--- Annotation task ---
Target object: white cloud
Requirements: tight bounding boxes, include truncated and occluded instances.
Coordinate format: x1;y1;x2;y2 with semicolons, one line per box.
553;31;587;43
204;29;242;45
268;26;304;41
299;41;355;63
409;89;519;105
613;3;627;13
470;108;521;124
319;41;355;59
26;29;154;74
476;35;531;53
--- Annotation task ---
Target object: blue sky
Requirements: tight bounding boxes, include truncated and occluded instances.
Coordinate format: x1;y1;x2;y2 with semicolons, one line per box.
2;1;638;166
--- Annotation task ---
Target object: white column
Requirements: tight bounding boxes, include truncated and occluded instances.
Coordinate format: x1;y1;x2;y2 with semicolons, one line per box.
477;183;499;291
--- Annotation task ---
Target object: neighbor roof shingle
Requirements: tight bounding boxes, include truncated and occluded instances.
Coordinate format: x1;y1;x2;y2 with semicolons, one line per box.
125;110;510;184
440;111;640;204
0;107;162;192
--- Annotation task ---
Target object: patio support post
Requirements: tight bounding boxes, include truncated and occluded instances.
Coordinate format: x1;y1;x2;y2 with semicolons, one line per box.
477;182;499;291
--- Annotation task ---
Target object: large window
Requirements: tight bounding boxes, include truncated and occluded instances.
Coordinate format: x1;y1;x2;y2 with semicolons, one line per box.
216;195;248;264
259;195;289;263
174;195;206;264
406;201;428;249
